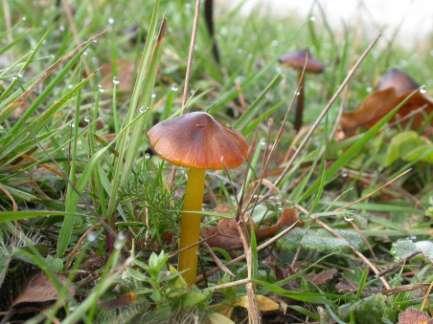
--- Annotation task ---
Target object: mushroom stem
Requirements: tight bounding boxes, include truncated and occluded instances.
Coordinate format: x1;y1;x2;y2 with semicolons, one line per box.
294;71;305;131
178;167;205;285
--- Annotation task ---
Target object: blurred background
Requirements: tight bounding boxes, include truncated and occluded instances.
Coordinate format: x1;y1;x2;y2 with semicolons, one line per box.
218;0;433;47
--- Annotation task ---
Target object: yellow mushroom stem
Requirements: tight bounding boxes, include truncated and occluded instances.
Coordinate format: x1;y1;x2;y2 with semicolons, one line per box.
178;167;205;285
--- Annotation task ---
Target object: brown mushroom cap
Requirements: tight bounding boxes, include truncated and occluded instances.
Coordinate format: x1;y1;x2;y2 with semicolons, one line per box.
278;49;325;74
147;112;249;170
376;68;419;96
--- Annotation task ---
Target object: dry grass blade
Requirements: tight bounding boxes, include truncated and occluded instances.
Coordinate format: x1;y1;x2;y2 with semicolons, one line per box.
275;32;382;186
181;0;201;114
315;218;391;290
236;222;261;324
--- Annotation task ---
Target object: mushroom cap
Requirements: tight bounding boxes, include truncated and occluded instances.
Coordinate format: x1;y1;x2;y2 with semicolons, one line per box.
278;49;325;74
147;112;249;170
376;68;419;96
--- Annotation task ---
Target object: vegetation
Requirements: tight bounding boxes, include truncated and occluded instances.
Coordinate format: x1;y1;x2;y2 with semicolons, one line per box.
1;0;433;323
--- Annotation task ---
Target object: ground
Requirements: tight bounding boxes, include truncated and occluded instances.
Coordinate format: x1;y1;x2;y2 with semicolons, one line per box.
0;0;433;323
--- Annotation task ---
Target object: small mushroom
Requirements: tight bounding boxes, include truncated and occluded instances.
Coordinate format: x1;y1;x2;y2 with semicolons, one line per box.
147;112;249;285
376;68;419;96
279;49;325;131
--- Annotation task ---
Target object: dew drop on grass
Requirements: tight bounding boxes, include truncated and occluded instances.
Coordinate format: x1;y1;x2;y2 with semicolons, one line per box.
112;78;120;85
114;232;126;250
21;16;27;22
87;231;97;242
151;92;157;99
98;84;105;93
108;17;115;25
309;15;316;22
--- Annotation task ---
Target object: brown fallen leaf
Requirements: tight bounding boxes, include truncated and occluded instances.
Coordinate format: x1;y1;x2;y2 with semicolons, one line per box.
398;309;433;324
100;59;135;93
341;88;433;136
335;278;357;294
309;268;338;286
235;295;279;313
12;273;74;308
202;208;298;250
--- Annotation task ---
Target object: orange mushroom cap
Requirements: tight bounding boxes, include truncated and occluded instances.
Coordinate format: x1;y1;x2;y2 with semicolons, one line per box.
376;68;419;96
147;112;249;170
278;49;325;74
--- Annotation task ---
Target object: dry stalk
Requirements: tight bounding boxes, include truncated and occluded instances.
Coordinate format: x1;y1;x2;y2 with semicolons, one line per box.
315;218;391;290
181;0;201;113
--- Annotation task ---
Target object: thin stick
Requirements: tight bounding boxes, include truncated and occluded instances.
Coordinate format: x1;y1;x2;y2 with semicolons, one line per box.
203;241;234;277
197;220;300;281
236;222;261;324
315;218;391;290
181;0;201;114
275;33;382;186
207;278;250;291
336;168;411;211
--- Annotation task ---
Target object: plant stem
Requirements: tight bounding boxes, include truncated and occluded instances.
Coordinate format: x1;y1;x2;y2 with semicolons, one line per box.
178;168;205;285
294;71;305;131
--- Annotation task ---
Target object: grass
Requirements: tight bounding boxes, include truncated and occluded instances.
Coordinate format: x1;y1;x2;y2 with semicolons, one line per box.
1;0;433;323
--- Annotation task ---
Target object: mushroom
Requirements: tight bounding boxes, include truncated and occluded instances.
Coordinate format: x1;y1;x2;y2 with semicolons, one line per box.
147;111;249;285
376;68;419;96
279;49;325;131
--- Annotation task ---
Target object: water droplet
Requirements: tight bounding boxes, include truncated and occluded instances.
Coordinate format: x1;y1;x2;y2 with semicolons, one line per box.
87;231;97;242
420;85;427;94
83;49;89;56
151;93;156;99
171;85;178;92
112;78;120;85
309;16;316;22
138;106;148;113
114;232;126;250
144;153;151;159
67;84;73;89
108;17;115;25
98;84;105;93
84;117;90;123
21;16;27;22
17;73;23;79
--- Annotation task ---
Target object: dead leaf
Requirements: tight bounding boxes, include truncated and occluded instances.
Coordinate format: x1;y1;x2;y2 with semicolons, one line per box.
235;295;279;312
309;268;338;286
341;88;433;136
208;312;235;324
100;59;135;93
398;309;433;324
12;273;73;307
202;208;298;250
335;278;357;294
